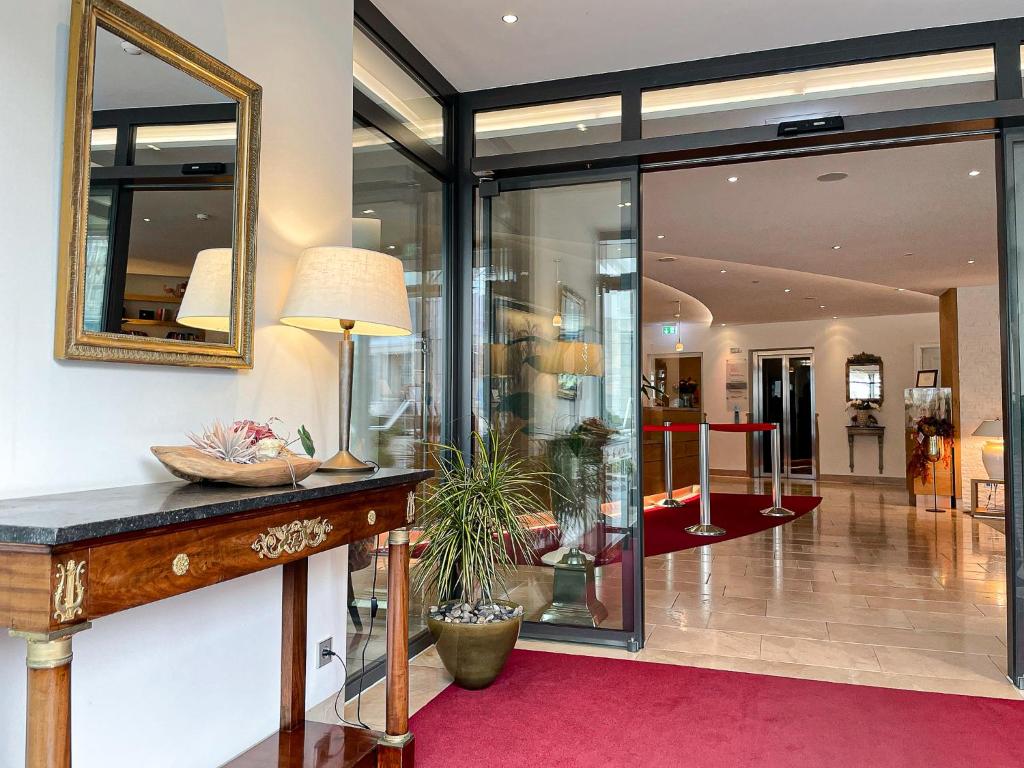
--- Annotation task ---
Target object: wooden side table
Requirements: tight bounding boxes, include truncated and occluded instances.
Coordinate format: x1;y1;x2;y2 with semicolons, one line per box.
969;477;1005;519
846;425;885;474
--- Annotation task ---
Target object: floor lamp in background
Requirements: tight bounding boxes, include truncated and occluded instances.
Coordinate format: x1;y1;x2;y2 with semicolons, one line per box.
281;246;411;471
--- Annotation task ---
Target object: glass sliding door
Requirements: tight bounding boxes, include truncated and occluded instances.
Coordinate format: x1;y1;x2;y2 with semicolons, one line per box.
473;169;643;647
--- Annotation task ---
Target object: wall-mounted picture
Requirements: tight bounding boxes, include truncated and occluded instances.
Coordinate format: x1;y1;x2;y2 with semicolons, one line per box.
916;369;939;387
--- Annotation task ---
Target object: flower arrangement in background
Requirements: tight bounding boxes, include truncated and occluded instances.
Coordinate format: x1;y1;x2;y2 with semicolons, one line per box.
847;399;880;426
907;415;954;483
188;418;314;465
846;399;880;411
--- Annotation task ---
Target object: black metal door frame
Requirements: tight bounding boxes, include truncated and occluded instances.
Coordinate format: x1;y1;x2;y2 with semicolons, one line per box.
476;166;645;650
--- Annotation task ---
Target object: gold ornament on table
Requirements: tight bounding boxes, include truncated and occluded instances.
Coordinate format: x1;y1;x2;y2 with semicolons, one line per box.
251;517;334;559
152;418;320;487
53;559;86;623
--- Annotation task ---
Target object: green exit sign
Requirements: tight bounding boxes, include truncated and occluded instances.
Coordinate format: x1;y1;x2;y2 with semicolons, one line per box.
662;324;676;335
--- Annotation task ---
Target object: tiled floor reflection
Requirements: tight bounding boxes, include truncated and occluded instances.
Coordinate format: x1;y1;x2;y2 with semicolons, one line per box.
310;478;1020;731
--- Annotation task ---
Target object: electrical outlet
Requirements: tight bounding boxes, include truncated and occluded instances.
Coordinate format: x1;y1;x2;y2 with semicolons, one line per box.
317;637;333;668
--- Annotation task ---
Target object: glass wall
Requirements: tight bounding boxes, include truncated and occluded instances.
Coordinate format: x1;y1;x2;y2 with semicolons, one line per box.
474;176;639;637
345;117;445;683
354;25;445;147
475;95;622;156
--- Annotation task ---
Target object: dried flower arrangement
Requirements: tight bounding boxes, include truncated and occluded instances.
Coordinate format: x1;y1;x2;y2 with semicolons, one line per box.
187;418;315;464
846;399;880;411
153;419;319;488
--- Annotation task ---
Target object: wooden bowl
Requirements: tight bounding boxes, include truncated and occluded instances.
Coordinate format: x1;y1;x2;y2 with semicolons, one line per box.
151;446;320;487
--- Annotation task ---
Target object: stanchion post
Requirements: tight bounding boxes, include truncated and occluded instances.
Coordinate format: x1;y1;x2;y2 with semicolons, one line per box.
761;423;795;517
661;421;682;507
686;422;725;536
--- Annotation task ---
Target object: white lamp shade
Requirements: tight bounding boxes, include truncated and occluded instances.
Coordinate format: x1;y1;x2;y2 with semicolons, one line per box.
280;246;412;336
352;217;382;251
178;248;233;332
972;419;1004;438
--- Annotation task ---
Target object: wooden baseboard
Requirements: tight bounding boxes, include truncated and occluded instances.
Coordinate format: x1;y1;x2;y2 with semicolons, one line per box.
710;469;749;477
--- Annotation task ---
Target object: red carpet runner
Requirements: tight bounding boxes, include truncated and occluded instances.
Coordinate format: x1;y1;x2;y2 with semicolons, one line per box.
409;650;1024;767
643;492;822;558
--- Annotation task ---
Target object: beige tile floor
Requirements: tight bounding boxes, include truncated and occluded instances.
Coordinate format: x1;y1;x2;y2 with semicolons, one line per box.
309;478;1020;732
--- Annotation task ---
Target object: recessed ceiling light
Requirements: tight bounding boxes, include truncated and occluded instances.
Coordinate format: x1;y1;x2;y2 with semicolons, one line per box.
720;269;727;273
656;234;666;239
387;245;396;250
896;287;905;292
657;256;677;262
719;323;726;327
968;169;981;177
362;209;375;214
501;14;518;24
146;144;161;151
624;201;631;207
727;176;739;183
817;172;848;183
784;288;791;293
143;217;151;222
832;315;838;320
195;212;209;221
576;123;588;132
819;305;826;309
831;244;842;251
967;259;976;264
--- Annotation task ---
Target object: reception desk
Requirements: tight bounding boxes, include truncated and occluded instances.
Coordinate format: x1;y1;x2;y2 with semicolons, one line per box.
642;407;701;496
0;468;431;768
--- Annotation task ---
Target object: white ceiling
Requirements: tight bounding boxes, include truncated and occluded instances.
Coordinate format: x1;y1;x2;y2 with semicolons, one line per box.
642;138;997;325
373;0;1023;91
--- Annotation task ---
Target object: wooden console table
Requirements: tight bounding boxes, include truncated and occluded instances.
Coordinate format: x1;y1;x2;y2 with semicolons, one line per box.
846;425;885;474
0;468;431;768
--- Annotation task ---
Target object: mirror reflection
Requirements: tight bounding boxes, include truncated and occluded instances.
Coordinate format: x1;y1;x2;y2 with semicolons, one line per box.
85;24;239;344
846;353;884;403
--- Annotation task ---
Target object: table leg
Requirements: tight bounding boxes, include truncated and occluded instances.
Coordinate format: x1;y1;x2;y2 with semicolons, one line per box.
848;435;854;473
379;527;413;768
12;625;90;768
877;434;884;475
280;559;308;732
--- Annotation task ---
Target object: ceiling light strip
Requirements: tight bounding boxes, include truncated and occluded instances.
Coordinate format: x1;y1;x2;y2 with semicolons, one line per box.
640;129;997;171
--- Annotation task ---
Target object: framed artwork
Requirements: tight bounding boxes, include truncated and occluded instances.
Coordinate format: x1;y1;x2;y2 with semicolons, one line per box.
557;286;586;400
916;369;939;387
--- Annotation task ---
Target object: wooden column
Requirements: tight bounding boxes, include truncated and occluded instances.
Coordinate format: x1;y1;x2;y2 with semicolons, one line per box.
280;559;308;732
14;626;88;768
378;527;413;768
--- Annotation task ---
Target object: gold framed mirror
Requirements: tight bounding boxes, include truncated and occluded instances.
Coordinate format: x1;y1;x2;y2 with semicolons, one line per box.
846;351;884;404
55;0;261;368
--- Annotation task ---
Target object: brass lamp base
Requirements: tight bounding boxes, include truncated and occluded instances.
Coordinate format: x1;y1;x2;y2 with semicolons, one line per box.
539;548;608;627
318;449;375;473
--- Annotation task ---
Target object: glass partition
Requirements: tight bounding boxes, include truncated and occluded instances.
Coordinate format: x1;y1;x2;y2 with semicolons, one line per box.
642;48;996;137
474;172;640;642
354;25;444;147
346;117;445;683
475;95;622;156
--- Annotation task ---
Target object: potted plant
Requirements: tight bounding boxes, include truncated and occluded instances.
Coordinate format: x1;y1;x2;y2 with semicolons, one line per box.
847;399;880;427
414;432;547;689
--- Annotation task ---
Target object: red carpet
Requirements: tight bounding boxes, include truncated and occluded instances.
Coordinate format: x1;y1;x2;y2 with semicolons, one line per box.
410;650;1024;767
643;492;822;558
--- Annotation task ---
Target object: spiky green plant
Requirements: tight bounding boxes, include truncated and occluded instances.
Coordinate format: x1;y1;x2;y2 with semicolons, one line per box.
412;432;549;606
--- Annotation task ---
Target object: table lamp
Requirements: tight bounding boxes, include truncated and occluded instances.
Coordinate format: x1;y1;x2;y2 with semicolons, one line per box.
281;246;411;471
178;248;232;332
972;419;1004;480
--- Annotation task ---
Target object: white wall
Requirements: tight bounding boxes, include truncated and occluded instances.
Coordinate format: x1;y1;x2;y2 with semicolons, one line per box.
957;285;1003;504
0;1;354;765
643;313;940;478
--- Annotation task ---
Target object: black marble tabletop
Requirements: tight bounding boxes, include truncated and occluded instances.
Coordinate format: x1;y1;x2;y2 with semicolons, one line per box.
0;468;432;547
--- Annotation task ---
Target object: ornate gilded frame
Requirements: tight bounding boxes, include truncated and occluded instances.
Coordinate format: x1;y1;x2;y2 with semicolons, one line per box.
55;0;261;368
846;351;884;404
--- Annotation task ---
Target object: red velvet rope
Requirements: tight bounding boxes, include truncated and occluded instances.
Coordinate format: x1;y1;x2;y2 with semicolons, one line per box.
642;423;777;433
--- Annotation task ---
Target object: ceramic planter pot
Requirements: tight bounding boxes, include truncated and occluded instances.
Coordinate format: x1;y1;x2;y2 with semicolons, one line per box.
427;600;522;689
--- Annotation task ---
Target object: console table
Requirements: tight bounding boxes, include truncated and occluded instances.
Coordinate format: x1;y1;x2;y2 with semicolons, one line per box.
0;468;431;768
846;425;885;474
